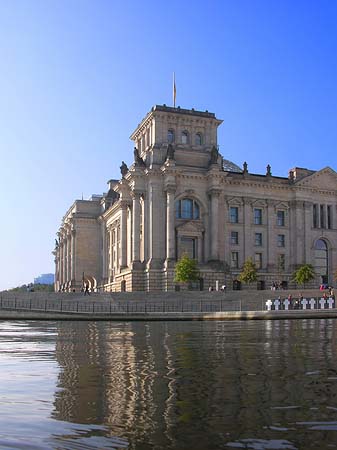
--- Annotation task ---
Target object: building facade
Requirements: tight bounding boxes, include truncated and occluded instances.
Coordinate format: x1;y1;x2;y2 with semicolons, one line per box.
54;105;337;292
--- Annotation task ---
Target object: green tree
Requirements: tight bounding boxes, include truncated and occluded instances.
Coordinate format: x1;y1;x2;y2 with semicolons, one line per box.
238;258;258;285
174;254;199;284
292;264;315;287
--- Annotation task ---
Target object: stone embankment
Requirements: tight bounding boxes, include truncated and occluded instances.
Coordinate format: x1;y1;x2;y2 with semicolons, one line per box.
0;289;335;321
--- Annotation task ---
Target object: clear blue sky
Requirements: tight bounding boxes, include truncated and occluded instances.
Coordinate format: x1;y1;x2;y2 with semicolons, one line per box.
1;0;337;290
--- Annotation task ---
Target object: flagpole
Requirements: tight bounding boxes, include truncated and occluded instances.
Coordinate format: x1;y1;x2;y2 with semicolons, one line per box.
173;72;176;108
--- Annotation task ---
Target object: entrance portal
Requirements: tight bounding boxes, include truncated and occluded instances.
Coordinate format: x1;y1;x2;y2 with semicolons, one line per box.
314;239;328;284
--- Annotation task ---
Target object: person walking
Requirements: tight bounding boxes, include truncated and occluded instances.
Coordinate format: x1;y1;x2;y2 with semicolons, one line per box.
84;284;90;296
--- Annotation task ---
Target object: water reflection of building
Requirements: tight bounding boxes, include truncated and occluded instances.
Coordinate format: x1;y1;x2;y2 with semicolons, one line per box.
52;320;337;449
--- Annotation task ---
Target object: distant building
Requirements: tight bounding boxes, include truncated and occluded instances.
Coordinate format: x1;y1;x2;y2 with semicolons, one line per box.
54;104;337;292
34;273;54;285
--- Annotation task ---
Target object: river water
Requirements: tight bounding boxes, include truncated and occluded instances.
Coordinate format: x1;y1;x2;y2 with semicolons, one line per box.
1;319;337;449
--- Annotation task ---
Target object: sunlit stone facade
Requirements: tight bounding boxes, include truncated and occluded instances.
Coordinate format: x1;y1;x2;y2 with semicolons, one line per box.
54;105;337;292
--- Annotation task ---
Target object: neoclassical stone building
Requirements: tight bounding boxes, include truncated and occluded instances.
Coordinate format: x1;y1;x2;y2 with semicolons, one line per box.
54;105;337;291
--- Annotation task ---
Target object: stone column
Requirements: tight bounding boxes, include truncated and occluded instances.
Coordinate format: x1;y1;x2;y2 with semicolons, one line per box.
67;233;71;284
63;238;67;285
304;201;312;263
209;189;220;261
243;198;252;262
132;192;141;262
101;225;106;283
120;203;128;268
266;200;274;271
166;187;176;261
109;227;113;281
59;241;63;286
71;230;76;281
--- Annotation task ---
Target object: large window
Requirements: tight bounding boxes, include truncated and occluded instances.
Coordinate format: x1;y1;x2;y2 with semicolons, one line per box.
231;231;239;245
181;131;189;144
255;233;262;246
195;132;202;145
176;198;200;220
328;206;332;229
254;208;262;225
314;239;328;282
230;207;239;223
168;129;175;143
277;210;285;226
277;234;285;247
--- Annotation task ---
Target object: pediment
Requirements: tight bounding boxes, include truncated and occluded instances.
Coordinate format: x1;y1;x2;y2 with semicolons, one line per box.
251;199;267;208
227;197;243;206
295;167;337;190
274;201;289;210
176;221;204;233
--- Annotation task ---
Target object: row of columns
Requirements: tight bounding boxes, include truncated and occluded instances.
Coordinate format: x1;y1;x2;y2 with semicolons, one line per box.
57;229;75;287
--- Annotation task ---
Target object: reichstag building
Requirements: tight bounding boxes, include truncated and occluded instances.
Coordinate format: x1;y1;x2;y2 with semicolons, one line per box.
54;105;337;291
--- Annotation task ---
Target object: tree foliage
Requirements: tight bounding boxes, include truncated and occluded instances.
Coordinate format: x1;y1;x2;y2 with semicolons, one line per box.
238;258;258;284
292;264;315;287
174;254;199;283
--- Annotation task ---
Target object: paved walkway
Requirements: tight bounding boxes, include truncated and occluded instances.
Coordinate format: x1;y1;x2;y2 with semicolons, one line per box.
0;289;334;321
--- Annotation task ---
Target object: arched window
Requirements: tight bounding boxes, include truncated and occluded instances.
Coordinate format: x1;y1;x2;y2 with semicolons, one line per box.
195;132;202;145
168;129;175;143
182;131;189;144
314;239;328;283
175;198;200;220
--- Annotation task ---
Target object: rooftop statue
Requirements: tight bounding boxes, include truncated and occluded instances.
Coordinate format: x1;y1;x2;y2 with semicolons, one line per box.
120;161;128;177
134;147;146;167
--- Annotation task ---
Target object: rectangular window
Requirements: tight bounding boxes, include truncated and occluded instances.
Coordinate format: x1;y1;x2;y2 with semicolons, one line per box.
255;232;262;246
313;204;318;228
327;206;332;229
278;254;285;272
231;251;239;269
320;205;325;228
254;208;262;225
180;237;196;259
231;231;239;245
277;234;285;247
254;253;262;269
230;207;239;223
277;210;285;226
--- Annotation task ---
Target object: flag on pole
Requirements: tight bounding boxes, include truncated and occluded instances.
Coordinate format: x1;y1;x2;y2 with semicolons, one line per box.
173;72;176;107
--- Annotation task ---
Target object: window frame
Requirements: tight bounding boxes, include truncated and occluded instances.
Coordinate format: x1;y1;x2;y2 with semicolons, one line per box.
231;231;239;245
167;129;175;144
230;206;239;224
255;232;262;246
195;132;202;145
175;198;200;220
254;208;262;225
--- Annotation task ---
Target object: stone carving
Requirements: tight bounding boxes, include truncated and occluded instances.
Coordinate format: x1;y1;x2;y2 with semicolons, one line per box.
120;161;128;177
243;161;248;173
266;164;271;176
134;147;146;167
166;143;175;160
55;238;59;248
309;298;316;309
209;146;219;165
